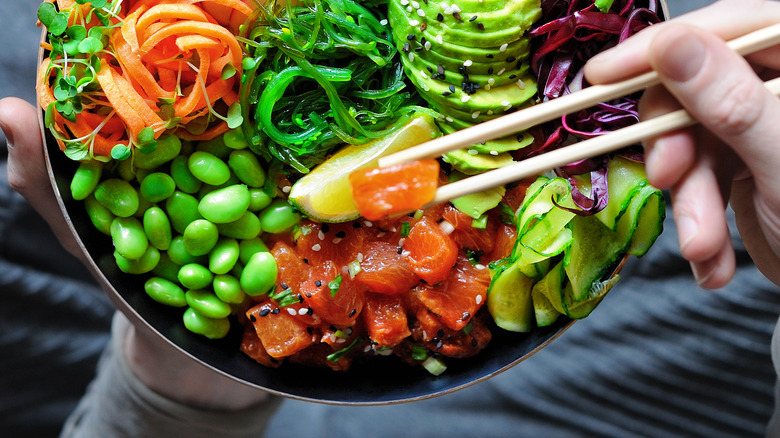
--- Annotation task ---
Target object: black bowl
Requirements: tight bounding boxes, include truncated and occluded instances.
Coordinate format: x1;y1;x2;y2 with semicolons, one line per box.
39;0;668;405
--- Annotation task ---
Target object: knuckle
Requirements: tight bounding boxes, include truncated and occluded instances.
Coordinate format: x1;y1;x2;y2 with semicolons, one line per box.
704;79;765;138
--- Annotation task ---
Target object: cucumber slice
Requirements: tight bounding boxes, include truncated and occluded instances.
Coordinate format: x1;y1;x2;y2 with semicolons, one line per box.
564;214;626;302
487;262;535;332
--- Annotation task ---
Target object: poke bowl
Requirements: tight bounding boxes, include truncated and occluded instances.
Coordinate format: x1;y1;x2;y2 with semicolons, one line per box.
40;0;668;404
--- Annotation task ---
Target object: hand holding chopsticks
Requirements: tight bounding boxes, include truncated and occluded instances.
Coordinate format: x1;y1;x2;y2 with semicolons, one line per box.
376;22;780;207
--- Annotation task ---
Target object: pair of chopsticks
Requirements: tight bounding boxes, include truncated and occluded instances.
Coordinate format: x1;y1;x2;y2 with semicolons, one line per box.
376;23;780;206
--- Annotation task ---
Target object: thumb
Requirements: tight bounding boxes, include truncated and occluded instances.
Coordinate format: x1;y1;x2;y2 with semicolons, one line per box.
1;97;84;259
647;24;780;191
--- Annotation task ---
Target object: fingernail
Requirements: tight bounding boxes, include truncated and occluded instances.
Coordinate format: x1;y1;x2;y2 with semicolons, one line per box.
656;31;705;82
677;214;699;252
690;261;713;286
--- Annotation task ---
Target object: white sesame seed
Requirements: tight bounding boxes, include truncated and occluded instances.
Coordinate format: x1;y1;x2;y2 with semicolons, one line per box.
400;0;409;4
501;100;510;106
357;252;364;262
287;308;297;316
475;264;486;270
332;237;343;244
461;95;471;103
468;149;479;155
439;220;455;234
298;307;309;315
282;185;291;193
499;43;508;52
401;250;411;257
376;231;386;238
445;116;454;122
417;8;425;17
422;83;430;91
476;294;483;305
408;52;415;62
488;77;495;85
380;19;388;25
487;110;494;115
411;0;420;8
443;6;453;14
516;79;526;89
424;41;432;50
364;220;373;227
398;237;406;246
318;230;325;240
420;70;428;79
407;5;413;12
497;68;506;76
490;150;498;155
452;4;461;12
471;111;480;119
463;59;473;67
435;35;444;44
409;19;420;26
311;243;321;251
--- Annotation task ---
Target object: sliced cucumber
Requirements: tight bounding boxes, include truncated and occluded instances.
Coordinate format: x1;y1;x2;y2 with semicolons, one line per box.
487;262;535;332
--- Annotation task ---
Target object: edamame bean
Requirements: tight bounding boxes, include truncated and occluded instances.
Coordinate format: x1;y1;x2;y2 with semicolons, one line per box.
216;211;262;240
258;198;301;234
70;160;103;201
151;252;181;283
135;134;182;170
114;246;160;274
196;135;231;158
117;157;137;181
143;206;172;250
95;178;139;217
84;194;114;235
140;172;176;203
110;217;148;260
188;151;230;185
144;277;186;307
228;150;266;187
183;307;230;339
238;237;270;265
248;189;273;211
165;191;202;234
209;238;240;275
240;251;277;296
168;236;206;265
183;219;218;256
213;274;245;304
223;129;248;150
170;155;202;194
198;184;250;223
185;289;232;319
178;263;214;290
134;190;153;219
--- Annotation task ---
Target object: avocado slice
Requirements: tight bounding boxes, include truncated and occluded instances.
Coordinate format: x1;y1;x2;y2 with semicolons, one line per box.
439;120;535;154
441;148;515;175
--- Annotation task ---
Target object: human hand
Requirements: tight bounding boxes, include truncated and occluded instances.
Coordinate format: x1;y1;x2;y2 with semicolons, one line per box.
1;96;270;410
584;0;780;289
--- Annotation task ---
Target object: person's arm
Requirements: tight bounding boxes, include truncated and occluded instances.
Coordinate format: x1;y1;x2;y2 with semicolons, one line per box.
0;97;280;436
584;0;780;289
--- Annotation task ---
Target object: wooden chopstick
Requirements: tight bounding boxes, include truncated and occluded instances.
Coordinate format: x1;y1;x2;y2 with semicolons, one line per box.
377;22;780;169
423;76;780;207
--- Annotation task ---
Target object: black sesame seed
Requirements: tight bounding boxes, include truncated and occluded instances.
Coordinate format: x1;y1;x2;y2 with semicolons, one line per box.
516;60;523;70
486;53;494;58
506;56;516;63
305;293;312;298
436;12;444;21
436;340;443;349
298;294;304;303
449;84;455;93
477;22;485;31
249;314;257;322
303;258;309;264
397;246;403;254
462;311;471;320
415;46;423;52
516;133;525;142
352;222;362;228
306;327;314;335
487;67;493;75
403;42;410;52
260;308;271;317
420;37;427;45
420;22;427;31
407;34;416;41
307;307;314;316
509;74;517;79
453;11;461;21
271;308;280;314
349;309;357;317
315;280;322;287
442;90;451;96
321;223;330;233
280;282;289;290
437;64;445;75
431;73;440;80
437;328;445;338
458;65;465;74
335;231;346;238
426;66;433;73
469;14;477;22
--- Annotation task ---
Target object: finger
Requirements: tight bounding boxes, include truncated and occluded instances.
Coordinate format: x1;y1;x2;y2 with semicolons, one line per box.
637;85;696;190
731;177;780;286
584;0;780;84
0;97;83;259
648;25;780;190
669;151;735;285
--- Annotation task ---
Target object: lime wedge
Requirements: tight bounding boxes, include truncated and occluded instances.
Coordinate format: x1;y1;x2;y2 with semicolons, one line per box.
288;114;442;223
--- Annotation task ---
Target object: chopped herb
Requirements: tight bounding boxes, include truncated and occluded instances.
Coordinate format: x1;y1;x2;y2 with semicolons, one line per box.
400;222;411;237
327;336;363;362
328;274;343;297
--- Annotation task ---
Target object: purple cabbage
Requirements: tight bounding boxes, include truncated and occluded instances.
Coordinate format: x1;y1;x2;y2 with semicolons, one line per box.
524;0;662;214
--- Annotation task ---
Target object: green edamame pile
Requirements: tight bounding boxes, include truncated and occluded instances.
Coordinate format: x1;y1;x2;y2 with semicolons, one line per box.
71;130;301;339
